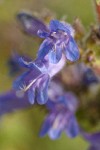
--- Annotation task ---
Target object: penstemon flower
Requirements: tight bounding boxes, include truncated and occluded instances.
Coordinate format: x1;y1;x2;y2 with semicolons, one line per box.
13;55;66;104
17;12;80;63
37;20;80;63
40;82;79;139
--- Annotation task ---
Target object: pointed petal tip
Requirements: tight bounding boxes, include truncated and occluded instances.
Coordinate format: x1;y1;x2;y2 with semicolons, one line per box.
28;88;35;105
16;11;48;36
66;116;79;138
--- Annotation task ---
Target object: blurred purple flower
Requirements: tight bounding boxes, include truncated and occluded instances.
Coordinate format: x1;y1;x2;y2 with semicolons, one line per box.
13;55;66;105
48;81;64;100
17;12;80;63
82;132;100;150
7;52;31;76
62;63;99;87
17;12;49;36
40;87;79;139
0;90;31;116
82;67;99;86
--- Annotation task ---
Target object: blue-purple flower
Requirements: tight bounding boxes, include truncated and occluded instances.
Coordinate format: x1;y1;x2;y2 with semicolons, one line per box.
40;85;79;139
82;67;99;86
17;12;48;36
62;63;99;87
7;52;31;76
17;12;80;63
0;89;31;116
13;55;66;105
82;132;100;150
37;20;80;63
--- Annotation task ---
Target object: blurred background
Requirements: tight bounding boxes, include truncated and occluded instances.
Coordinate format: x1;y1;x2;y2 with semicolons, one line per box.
0;0;96;149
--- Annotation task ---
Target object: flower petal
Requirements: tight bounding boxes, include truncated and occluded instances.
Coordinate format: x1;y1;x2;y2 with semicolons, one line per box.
46;100;56;110
82;68;98;86
64;92;78;112
13;69;41;90
49;20;73;34
65;36;80;61
48;81;64;101
17;12;48;36
48;45;62;63
82;132;100;150
28;86;36;104
18;57;41;69
37;39;54;60
48;114;64;139
13;71;30;90
48;128;61;140
40;113;56;137
18;57;32;68
82;132;100;144
66;115;79;138
37;29;50;38
0;90;30;116
47;54;66;77
89;145;98;150
8;53;32;76
36;74;50;104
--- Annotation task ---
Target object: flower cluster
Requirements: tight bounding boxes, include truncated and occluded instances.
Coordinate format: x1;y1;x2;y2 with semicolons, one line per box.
14;11;79;105
1;3;100;149
4;11;80;140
